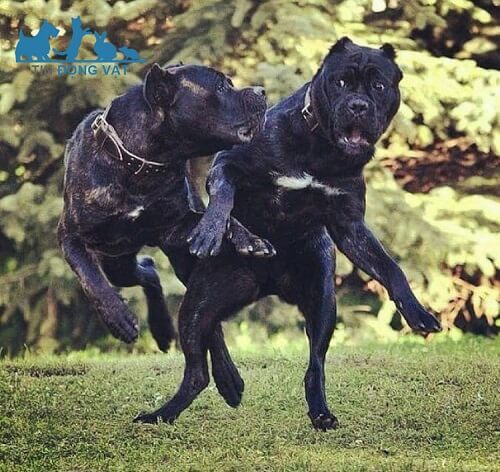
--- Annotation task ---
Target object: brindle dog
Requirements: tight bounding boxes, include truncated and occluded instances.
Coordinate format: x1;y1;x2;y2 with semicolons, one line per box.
58;63;273;356
134;39;441;429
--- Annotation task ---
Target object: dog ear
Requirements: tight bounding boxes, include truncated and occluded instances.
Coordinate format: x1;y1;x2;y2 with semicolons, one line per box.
329;36;353;54
380;43;403;82
380;43;396;60
143;63;175;111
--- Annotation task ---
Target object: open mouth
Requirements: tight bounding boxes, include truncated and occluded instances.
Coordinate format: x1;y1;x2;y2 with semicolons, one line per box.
341;126;369;147
236;113;264;143
237;125;255;142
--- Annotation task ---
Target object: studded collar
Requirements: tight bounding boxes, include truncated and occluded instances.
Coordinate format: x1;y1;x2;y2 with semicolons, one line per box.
301;85;319;132
91;100;168;176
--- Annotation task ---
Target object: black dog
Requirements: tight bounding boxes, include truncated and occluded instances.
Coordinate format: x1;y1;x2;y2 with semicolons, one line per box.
58;63;273;353
134;38;442;429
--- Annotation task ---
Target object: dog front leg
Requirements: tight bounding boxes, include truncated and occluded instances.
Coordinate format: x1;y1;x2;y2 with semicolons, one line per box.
99;254;175;351
187;163;235;258
330;220;441;333
184;160;206;213
58;234;139;343
282;229;339;430
186;153;274;258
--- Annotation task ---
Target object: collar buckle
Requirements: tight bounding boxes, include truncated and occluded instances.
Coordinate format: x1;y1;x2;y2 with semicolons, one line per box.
91;114;104;135
301;85;319;132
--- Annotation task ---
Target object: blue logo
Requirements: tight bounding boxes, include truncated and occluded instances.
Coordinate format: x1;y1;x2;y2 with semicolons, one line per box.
15;16;143;76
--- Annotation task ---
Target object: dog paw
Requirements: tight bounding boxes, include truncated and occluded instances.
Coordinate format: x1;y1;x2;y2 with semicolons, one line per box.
228;217;276;258
101;302;139;344
187;216;226;258
133;410;176;425
310;412;339;431
397;299;441;334
151;325;175;353
133;412;162;424
229;226;276;258
149;312;176;353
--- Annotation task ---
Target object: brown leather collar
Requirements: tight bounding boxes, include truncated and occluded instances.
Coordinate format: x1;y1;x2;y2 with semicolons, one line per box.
301;85;319;132
91;101;168;176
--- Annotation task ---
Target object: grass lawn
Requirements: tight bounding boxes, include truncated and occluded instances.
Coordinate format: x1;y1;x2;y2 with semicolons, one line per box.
0;339;499;471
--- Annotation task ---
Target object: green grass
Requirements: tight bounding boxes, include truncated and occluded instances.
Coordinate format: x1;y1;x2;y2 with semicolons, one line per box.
1;339;499;471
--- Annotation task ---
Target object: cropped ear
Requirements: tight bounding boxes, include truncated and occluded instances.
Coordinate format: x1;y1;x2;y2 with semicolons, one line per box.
329;36;353;54
380;43;403;82
380;43;396;60
143;63;175;111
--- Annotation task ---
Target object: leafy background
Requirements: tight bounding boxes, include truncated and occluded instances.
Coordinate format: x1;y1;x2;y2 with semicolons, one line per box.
0;0;498;355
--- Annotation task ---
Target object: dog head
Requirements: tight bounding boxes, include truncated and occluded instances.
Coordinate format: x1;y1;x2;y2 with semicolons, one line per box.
41;20;60;39
143;63;267;148
311;37;403;164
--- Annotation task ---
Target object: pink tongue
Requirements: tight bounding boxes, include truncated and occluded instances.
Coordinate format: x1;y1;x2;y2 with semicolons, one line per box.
350;128;361;144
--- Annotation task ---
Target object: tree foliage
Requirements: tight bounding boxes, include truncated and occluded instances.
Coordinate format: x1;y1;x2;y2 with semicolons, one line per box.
0;0;498;354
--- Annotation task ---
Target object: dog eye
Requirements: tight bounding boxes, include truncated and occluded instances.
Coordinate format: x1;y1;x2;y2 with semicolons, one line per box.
336;79;347;88
373;81;385;91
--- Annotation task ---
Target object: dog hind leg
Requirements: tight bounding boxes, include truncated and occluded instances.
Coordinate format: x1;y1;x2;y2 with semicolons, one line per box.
278;229;338;431
162;244;245;406
210;325;245;407
99;254;175;351
134;259;259;423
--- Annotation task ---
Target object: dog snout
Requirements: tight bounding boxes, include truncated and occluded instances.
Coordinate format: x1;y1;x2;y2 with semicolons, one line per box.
347;98;369;117
243;86;267;114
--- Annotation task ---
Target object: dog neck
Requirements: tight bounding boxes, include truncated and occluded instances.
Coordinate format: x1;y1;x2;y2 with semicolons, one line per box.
106;86;224;165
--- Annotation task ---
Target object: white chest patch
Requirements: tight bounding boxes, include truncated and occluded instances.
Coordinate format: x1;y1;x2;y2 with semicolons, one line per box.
274;173;346;197
127;205;145;219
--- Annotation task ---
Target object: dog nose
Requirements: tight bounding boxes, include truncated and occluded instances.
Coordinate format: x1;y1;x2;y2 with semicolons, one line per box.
252;86;266;97
348;98;369;116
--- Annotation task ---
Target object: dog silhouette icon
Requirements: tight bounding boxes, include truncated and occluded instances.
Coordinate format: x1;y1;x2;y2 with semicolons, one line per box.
52;16;91;61
16;20;60;62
